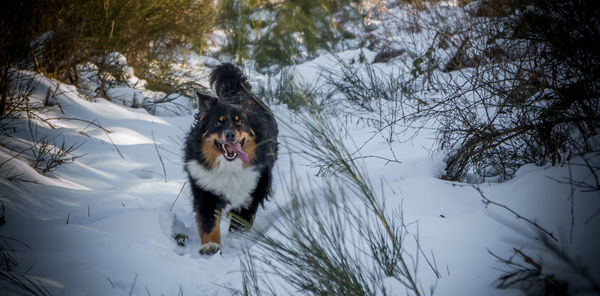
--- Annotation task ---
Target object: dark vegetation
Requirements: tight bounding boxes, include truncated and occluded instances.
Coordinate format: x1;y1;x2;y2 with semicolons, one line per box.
3;0;596;181
1;0;598;295
250;0;599;294
1;0;213;88
291;0;600;183
1;0;214;115
0;0;214;177
436;0;600;181
215;0;362;73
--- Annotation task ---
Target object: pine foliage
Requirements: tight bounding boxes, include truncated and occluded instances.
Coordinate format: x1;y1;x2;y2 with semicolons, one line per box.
1;0;215;87
216;0;361;72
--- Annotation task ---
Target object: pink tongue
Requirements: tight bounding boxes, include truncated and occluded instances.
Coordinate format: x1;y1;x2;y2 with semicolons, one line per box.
226;143;249;164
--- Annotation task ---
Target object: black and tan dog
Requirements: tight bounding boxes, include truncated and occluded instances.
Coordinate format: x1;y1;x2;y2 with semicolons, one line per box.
184;64;278;255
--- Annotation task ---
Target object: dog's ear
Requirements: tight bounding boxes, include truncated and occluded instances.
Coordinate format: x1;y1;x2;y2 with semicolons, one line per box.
195;91;217;120
197;91;217;108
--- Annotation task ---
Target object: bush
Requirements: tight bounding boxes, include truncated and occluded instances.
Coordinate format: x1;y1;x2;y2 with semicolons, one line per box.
437;0;600;180
257;69;322;111
1;0;215;89
346;0;600;181
25;121;84;174
235;110;439;296
215;0;362;72
0;0;41;119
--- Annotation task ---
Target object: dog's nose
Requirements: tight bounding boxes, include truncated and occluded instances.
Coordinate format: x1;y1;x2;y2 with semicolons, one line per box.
224;130;236;143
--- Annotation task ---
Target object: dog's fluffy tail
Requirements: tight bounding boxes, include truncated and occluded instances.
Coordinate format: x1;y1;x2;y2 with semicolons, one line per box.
209;63;251;97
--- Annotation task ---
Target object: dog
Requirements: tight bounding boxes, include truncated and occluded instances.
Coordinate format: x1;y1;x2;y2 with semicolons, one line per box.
184;63;278;255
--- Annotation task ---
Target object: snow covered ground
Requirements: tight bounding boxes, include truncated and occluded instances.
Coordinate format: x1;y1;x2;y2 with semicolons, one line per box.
1;49;598;296
2;0;600;288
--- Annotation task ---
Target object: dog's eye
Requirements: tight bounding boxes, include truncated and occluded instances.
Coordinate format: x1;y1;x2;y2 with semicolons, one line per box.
216;116;225;126
234;116;243;125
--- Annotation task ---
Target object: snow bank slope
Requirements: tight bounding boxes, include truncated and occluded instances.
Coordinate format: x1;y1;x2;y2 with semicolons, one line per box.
1;56;599;296
0;73;247;295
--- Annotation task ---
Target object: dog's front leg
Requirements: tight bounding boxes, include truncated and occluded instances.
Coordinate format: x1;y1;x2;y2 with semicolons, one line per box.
197;211;221;255
190;180;222;255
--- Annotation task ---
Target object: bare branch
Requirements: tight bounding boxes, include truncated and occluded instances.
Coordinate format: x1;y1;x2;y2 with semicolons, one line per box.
471;185;558;242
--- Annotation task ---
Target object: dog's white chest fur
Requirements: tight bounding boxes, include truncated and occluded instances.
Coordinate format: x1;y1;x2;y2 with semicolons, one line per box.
186;157;259;211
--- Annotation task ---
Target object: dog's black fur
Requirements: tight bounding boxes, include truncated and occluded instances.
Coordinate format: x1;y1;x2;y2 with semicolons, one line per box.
184;63;277;255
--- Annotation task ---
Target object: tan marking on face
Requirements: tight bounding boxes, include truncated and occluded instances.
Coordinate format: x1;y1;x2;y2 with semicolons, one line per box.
218;116;225;122
201;133;221;169
196;212;220;245
236;130;257;166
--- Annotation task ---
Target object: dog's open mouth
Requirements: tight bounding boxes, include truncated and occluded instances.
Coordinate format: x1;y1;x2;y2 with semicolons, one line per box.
216;139;249;164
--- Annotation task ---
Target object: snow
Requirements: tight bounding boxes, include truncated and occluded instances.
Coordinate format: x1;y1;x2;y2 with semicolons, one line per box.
2;59;598;295
2;8;600;296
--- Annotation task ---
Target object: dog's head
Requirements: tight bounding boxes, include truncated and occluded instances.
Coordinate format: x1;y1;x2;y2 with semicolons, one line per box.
196;93;256;168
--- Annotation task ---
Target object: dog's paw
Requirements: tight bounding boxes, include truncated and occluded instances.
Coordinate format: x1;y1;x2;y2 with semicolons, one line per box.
198;242;221;255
